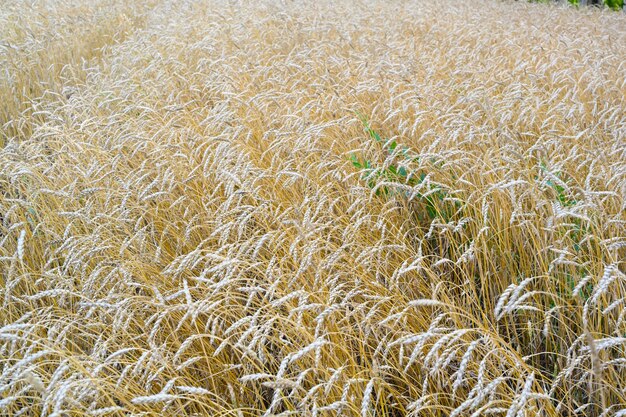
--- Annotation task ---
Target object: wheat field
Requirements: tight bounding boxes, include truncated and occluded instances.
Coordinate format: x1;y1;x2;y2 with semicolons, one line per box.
0;0;625;416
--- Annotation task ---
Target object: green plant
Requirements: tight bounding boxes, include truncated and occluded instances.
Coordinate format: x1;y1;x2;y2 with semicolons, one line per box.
538;162;577;208
605;0;624;10
351;113;455;221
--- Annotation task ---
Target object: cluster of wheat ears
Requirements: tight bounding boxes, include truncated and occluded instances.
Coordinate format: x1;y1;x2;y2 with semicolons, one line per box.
0;0;625;415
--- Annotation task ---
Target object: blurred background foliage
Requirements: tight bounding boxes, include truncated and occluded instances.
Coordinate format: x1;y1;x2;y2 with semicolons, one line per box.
530;0;625;10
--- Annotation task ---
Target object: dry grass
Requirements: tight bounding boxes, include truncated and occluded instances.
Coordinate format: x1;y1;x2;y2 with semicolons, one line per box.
0;0;156;144
0;0;625;416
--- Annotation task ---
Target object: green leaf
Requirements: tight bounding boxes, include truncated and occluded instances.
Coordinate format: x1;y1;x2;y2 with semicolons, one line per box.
426;205;438;220
605;0;623;10
369;128;382;143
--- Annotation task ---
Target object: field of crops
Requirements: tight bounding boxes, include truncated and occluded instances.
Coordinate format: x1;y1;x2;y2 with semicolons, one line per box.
1;0;625;415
